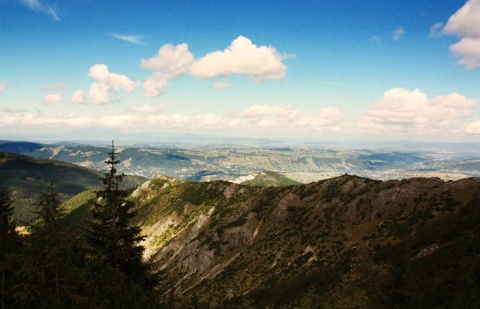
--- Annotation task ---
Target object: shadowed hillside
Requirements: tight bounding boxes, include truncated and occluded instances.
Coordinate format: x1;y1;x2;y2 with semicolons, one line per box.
127;175;480;307
0;152;145;223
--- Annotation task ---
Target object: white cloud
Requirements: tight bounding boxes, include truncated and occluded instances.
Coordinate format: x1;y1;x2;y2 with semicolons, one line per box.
141;43;194;76
443;0;480;69
466;121;480;134
359;88;478;134
429;22;444;38
43;92;63;104
71;89;85;104
130;103;165;113
430;92;478;108
140;36;289;97
190;36;288;82
108;33;146;46
19;0;59;21
84;64;139;104
0;103;344;136
393;27;405;41
444;0;480;39
0;82;7;93
449;38;480;69
141;43;195;97
142;73;169;98
213;82;231;90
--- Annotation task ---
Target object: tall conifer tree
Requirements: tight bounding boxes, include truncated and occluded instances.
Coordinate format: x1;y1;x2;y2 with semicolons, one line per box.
84;141;156;288
0;182;19;309
15;182;83;308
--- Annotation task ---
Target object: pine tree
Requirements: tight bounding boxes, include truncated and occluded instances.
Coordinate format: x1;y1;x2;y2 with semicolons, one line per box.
0;182;19;309
84;141;157;289
15;182;85;308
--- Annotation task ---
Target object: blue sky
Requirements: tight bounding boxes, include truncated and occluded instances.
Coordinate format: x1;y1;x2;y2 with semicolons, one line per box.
1;0;480;142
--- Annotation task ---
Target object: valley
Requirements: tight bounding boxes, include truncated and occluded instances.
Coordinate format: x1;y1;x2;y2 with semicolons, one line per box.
1;140;479;183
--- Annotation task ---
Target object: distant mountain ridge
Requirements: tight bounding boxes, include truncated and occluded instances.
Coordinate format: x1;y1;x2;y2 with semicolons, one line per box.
1;139;479;182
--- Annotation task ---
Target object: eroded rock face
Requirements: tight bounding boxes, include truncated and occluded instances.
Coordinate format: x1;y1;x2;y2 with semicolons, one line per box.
132;175;480;307
271;192;301;221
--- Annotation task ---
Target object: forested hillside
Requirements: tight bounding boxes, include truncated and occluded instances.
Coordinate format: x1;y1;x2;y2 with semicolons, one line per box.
0;152;146;223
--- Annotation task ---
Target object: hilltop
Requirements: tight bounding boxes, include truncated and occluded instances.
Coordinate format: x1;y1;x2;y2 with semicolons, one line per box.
239;170;301;186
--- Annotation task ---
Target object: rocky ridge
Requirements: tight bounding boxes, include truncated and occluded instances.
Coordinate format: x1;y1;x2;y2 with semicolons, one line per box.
130;174;480;306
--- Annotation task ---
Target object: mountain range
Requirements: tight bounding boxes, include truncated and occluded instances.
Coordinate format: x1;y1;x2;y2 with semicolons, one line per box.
2;139;480;307
1;140;480;184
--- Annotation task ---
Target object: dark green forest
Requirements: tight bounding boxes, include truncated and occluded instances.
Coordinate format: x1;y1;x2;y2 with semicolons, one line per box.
0;147;160;309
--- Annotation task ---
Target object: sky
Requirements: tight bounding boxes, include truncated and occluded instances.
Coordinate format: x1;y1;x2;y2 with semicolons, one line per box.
1;0;480;143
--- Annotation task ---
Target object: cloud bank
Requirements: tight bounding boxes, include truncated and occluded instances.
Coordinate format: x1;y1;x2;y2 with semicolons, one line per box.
359;88;478;136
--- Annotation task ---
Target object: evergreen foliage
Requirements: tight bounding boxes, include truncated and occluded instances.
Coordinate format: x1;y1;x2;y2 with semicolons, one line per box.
0;182;19;309
13;183;85;308
84;141;159;292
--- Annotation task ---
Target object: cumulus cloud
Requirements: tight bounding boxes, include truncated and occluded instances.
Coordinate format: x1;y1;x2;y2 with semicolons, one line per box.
359;88;478;134
449;38;480;69
443;0;480;39
0;82;7;93
443;0;480;69
108;33;146;46
141;43;194;97
393;27;405;41
141;73;169;98
141;43;194;76
43;92;63;104
19;0;59;21
190;36;288;82
84;64;139;104
129;103;165;113
71;89;85;104
140;36;289;97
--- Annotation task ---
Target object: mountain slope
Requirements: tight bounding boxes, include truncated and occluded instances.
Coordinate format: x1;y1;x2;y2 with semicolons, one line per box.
0;152;145;222
130;175;480;307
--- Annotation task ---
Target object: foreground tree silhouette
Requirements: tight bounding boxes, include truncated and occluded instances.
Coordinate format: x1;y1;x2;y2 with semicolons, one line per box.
14;183;84;308
84;141;158;291
0;182;20;309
